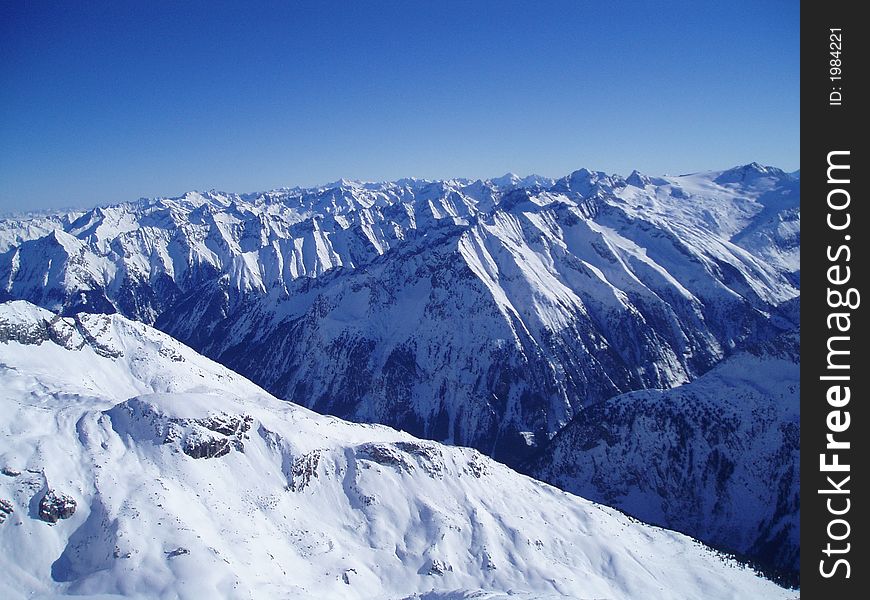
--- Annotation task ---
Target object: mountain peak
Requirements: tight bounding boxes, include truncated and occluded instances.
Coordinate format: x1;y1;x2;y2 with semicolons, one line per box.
714;162;787;184
489;172;554;190
323;178;364;189
489;172;521;187
626;170;651;188
0;299;53;326
43;228;83;252
551;167;613;198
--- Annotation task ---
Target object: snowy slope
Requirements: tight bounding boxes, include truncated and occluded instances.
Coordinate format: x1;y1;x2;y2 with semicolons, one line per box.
0;165;799;466
0;301;792;599
526;320;800;583
0;211;85;254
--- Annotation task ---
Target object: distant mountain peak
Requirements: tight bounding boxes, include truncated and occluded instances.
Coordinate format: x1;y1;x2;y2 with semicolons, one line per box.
0;163;801;589
488;172;553;190
714;162;787;184
626;170;651;188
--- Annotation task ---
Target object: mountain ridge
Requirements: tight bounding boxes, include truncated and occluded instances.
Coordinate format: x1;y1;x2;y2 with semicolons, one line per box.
0;163;799;462
0;300;792;599
0;164;800;578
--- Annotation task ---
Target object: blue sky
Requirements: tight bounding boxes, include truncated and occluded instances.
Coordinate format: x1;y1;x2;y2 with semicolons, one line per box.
1;0;799;212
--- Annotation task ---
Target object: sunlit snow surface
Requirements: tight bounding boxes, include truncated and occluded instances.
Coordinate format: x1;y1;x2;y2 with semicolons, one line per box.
0;301;792;599
0;166;800;468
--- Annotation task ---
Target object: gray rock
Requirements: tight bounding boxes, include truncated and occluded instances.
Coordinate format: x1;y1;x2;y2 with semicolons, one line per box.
357;443;413;473
182;435;231;460
289;450;321;492
426;558;452;576
38;490;77;523
0;498;13;524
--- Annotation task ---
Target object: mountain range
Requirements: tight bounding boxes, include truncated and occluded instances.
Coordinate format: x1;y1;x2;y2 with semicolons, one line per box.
0;300;792;599
0;163;800;587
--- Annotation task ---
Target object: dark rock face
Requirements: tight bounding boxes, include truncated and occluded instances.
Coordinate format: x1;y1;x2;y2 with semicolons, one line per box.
165;547;190;558
288;450;321;492
38;490;77;523
0;498;13;524
356;441;445;478
181;435;233;459
426;559;453;576
173;414;253;459
107;398;254;461
525;333;800;585
357;443;415;474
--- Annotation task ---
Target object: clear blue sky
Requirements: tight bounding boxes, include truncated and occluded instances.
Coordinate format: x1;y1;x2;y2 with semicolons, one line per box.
1;0;799;212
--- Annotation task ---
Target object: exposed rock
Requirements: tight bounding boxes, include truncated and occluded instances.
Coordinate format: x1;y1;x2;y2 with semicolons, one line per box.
426;558;453;576
395;441;443;477
162;412;253;459
38;490;77;523
1;466;21;477
195;414;253;437
464;452;488;478
0;314;50;345
289;450;321;492
357;443;413;473
181;430;232;459
341;568;357;584
110;399;253;461
356;441;446;477
70;314;123;358
165;547;190;558
0;498;13;524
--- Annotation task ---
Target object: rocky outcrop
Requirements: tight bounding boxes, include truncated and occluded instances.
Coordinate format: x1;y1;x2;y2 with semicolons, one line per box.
109;397;254;461
38;490;77;523
180;432;234;459
0;498;13;524
165;547;190;558
426;558;453;576
357;443;415;474
288;450;321;492
171;414;253;459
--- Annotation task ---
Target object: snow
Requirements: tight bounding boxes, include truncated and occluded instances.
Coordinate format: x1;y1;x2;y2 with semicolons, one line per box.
0;301;792;599
529;330;800;578
0;164;798;316
0;164;801;592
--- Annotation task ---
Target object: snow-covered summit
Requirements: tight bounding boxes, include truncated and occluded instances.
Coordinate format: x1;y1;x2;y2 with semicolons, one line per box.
0;163;801;588
488;173;554;189
713;162;789;185
0;164;800;464
0;301;792;599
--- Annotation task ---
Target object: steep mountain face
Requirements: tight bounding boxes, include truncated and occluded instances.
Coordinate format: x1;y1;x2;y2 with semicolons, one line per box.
0;301;792;600
0;166;799;466
0;210;85;254
526;318;800;584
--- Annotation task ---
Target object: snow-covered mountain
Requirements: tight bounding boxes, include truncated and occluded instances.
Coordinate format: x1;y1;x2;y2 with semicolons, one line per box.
0;165;799;469
0;165;800;581
526;308;799;584
0;300;792;599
